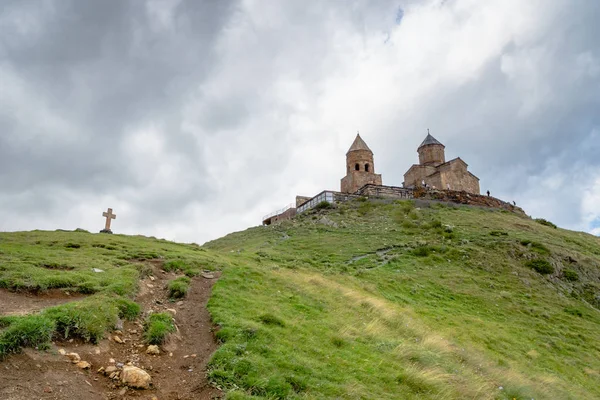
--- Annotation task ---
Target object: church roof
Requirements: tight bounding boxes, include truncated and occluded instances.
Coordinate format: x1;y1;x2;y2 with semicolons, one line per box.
347;134;372;153
418;133;444;149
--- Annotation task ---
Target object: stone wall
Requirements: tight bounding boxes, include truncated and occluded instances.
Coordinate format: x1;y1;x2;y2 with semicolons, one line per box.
403;165;436;188
356;184;414;199
270;207;296;224
418;144;445;166
341;171;383;194
436;161;480;194
417;189;523;214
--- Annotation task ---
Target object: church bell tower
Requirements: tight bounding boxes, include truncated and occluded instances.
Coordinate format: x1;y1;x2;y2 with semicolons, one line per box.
340;133;383;193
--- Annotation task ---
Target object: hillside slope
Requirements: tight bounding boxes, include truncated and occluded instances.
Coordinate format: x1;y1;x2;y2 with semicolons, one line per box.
204;199;600;399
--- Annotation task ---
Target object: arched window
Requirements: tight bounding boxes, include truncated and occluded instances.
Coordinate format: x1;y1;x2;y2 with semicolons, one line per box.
355;163;360;171
365;163;370;172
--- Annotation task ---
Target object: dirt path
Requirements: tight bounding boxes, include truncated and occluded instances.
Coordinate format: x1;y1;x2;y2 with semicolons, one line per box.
0;288;85;316
0;264;222;400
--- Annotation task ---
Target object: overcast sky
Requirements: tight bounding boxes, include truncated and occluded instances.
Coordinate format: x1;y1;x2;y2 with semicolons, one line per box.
2;0;600;243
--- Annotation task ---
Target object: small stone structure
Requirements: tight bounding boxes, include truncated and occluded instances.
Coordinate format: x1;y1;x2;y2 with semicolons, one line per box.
340;134;382;194
403;133;480;194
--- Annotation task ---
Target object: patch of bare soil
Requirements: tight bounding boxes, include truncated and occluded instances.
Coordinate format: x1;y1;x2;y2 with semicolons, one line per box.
0;288;85;316
0;264;222;400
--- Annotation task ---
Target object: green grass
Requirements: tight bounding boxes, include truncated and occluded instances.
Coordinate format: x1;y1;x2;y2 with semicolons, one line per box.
204;199;600;399
0;229;222;356
2;200;600;399
144;312;176;344
0;315;55;358
168;276;191;299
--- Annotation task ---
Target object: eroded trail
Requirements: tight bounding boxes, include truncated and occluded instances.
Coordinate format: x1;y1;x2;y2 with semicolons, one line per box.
0;288;85;316
0;265;222;400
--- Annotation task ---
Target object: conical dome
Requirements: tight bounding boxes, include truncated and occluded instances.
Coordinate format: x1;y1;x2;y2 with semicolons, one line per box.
418;133;444;149
347;134;372;154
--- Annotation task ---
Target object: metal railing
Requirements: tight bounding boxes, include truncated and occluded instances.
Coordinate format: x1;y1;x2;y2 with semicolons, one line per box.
262;203;295;222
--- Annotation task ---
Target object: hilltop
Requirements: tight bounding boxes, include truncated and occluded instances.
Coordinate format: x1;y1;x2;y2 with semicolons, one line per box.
1;199;600;399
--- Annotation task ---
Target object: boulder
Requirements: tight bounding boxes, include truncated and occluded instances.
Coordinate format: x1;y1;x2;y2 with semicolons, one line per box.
65;352;80;363
121;365;152;389
76;361;91;369
146;345;160;355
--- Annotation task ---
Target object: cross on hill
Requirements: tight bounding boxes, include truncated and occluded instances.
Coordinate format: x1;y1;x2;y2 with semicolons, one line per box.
102;208;116;231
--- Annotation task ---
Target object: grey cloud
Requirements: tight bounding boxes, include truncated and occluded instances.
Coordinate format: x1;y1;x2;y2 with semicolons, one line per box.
1;0;600;241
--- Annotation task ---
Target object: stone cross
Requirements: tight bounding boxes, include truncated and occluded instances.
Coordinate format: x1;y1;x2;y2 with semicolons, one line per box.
102;208;117;230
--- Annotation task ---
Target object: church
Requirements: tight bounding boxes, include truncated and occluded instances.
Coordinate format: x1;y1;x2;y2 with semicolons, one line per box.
339;132;480;194
262;132;481;225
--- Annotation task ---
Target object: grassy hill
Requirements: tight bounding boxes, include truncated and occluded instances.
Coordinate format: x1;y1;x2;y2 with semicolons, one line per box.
1;199;600;399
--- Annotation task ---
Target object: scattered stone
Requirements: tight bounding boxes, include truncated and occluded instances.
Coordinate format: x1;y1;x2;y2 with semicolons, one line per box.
43;387;52;393
104;366;118;375
76;361;91;369
318;216;338;228
149;276;156;281
97;367;105;374
190;354;197;358
166;308;177;315
116;362;124;369
92;268;105;273
201;273;215;279
66;353;81;363
183;355;189;359
146;345;160;355
118;388;127;396
176;301;184;306
115;319;124;331
57;348;66;355
169;352;173;357
113;335;124;344
109;358;115;364
146;283;154;288
94;348;101;355
121;365;152;389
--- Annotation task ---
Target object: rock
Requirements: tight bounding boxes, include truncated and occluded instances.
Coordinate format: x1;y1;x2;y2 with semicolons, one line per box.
118;388;127;396
113;335;124;344
76;361;91;369
58;348;66;355
318;216;338;228
91;268;104;273
66;353;81;363
44;386;53;393
146;345;160;355
121;365;152;389
104;366;118;375
108;358;115;364
165;308;177;315
114;319;124;331
201;273;215;279
94;348;101;355
176;301;184;306
149;276;156;281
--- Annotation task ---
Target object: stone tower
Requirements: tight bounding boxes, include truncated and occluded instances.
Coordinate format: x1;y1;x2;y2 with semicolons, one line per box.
340;134;382;193
418;132;445;166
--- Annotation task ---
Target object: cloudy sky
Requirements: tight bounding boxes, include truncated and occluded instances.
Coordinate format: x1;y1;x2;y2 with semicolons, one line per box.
2;0;600;243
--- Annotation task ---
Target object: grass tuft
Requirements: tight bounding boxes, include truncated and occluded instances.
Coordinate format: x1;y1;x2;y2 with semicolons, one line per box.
168;276;191;299
525;259;554;275
144;312;176;344
0;315;55;358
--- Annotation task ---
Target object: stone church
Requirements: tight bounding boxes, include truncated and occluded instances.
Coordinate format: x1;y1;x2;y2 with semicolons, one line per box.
402;133;480;194
340;132;479;194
